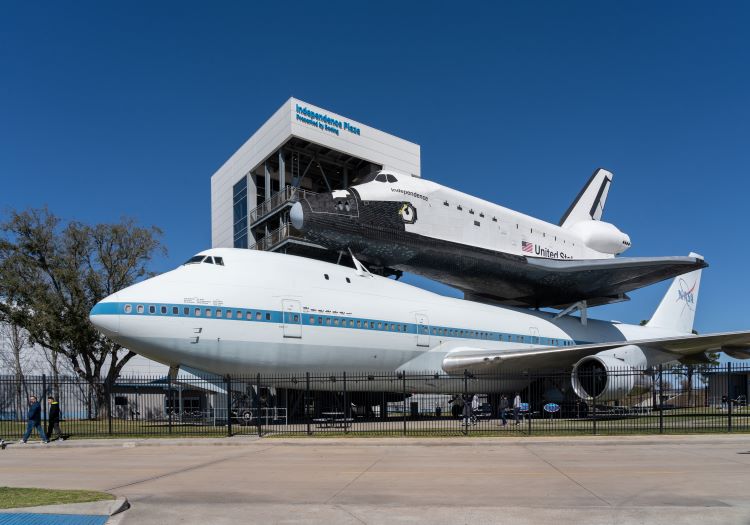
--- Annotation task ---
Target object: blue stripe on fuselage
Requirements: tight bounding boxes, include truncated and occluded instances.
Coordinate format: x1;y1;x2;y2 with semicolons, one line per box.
90;301;584;347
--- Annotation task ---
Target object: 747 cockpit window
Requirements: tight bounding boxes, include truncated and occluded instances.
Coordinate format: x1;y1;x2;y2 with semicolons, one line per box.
183;255;226;266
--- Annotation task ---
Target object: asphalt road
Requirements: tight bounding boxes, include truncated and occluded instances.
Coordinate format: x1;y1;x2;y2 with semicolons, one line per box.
2;435;750;524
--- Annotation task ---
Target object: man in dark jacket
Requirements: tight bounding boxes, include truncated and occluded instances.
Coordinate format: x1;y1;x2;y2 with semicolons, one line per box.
21;395;48;443
46;396;63;441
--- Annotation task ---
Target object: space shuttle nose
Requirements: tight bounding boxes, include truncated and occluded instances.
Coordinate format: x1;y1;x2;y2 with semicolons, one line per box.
89;294;121;337
290;201;305;230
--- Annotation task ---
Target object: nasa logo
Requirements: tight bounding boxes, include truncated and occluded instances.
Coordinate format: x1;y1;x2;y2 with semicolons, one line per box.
399;202;417;224
676;278;697;311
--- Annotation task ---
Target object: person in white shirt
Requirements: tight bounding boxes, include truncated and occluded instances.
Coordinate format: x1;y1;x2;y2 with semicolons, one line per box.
471;395;480;425
513;392;522;425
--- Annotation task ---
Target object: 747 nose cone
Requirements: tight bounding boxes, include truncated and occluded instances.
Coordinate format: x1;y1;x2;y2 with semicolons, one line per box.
290;201;304;230
89;296;120;337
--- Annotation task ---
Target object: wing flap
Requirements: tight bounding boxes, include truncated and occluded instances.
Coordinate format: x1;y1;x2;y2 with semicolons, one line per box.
442;331;750;374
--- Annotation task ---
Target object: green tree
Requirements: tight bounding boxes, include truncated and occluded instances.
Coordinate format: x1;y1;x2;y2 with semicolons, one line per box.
0;208;165;417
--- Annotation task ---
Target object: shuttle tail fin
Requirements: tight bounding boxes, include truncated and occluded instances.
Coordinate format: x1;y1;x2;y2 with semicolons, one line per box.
559;168;613;227
647;254;704;334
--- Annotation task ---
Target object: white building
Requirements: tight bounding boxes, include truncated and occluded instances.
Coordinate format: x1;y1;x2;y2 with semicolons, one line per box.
210;98;420;263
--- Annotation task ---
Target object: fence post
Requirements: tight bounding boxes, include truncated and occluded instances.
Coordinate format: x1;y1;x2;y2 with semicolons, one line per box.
343;372;348;435
402;372;407;437
106;380;113;436
306;372;311;436
527;371;532;436
256;373;262;437
727;362;733;432
226;375;232;437
463;370;468;436
167;373;173;435
592;392;597;436
41;374;48;425
658;364;664;434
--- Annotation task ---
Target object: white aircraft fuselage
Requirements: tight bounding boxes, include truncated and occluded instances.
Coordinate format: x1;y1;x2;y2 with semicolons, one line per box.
90;249;691;395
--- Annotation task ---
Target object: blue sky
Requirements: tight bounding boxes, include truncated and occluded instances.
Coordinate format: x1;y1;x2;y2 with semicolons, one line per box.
1;1;749;334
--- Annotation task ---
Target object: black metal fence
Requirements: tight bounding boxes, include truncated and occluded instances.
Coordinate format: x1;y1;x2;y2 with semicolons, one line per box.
1;363;747;440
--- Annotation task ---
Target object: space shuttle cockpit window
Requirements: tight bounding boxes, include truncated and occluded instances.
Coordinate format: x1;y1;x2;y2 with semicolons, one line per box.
386;174;398;183
184;255;205;265
375;174;388;182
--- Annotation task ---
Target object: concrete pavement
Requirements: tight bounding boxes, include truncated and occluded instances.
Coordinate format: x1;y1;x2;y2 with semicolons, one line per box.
1;435;749;524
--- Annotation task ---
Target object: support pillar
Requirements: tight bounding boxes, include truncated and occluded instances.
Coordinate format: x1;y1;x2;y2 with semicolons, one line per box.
264;160;271;201
278;149;286;189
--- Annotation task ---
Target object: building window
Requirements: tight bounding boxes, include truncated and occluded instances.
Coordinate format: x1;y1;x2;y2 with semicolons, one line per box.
233;177;248;249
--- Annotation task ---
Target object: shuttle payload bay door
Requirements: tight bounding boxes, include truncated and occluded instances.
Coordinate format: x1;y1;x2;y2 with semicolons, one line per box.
415;313;430;347
282;299;302;338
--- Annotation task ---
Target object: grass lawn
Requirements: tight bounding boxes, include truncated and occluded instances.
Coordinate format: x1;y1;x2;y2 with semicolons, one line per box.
0;487;114;509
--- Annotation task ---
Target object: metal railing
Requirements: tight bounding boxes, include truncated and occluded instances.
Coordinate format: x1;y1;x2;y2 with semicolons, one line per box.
248;223;308;252
0;364;747;440
248;186;315;227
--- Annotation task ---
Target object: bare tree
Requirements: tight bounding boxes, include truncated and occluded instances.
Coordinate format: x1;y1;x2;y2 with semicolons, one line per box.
0;321;32;418
0;208;165;417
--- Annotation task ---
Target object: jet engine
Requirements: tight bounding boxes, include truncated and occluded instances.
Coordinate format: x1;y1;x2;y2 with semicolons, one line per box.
571;353;651;402
567;220;631;255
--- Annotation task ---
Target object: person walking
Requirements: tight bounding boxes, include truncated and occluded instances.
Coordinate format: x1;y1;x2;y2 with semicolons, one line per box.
499;395;509;426
513;392;522;425
21;395;48;443
471;394;480;426
462;393;473;427
46;396;64;441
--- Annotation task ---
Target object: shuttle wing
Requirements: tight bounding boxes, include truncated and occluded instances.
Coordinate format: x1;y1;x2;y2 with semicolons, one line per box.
441;331;750;374
463;255;708;309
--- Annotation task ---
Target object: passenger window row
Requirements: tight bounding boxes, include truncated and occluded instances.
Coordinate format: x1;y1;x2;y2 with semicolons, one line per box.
120;304;575;347
123;303;271;321
308;315;410;332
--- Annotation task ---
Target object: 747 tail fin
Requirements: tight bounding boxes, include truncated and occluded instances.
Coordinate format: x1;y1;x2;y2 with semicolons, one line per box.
647;253;704;334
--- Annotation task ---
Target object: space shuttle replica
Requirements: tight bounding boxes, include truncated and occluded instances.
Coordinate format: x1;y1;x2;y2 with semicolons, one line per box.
290;169;706;309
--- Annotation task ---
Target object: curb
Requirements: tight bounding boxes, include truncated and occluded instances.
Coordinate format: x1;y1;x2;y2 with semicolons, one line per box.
110;497;130;515
4;433;749;449
0;496;129;518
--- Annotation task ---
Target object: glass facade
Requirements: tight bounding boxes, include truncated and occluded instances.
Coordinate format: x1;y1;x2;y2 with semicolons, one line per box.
233;177;248;248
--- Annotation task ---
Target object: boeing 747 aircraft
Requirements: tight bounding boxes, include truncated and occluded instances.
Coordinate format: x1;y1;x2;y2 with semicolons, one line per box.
290;169;706;309
90;249;749;401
